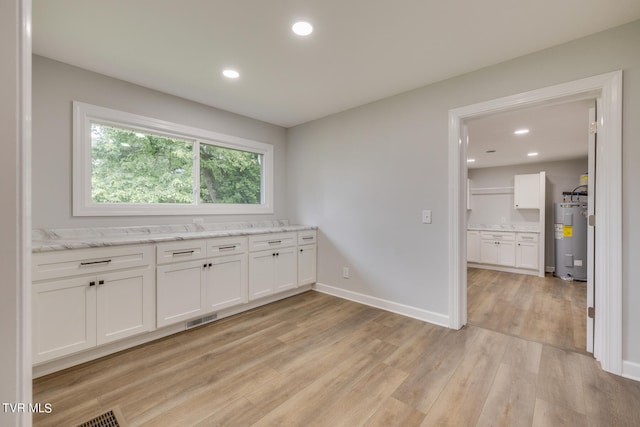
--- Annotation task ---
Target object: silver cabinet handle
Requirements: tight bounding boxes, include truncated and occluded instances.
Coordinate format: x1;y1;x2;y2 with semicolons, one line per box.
268;240;282;245
172;250;195;256
219;245;236;251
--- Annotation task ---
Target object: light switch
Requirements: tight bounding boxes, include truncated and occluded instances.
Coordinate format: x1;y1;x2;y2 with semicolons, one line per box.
422;210;432;224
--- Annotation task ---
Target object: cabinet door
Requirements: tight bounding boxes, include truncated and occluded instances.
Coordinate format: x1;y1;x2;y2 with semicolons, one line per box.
498;241;516;266
275;247;298;292
298;245;317;286
514;173;540;209
205;254;248;312
96;267;155;345
516;242;539;269
157;260;206;327
249;251;276;300
467;231;480;262
33;276;97;364
480;240;499;264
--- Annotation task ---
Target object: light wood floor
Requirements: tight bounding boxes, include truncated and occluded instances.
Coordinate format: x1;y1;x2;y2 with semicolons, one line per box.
468;268;587;353
33;290;640;426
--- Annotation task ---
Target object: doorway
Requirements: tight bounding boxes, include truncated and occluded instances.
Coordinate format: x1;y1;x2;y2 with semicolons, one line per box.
448;71;623;375
464;99;592;353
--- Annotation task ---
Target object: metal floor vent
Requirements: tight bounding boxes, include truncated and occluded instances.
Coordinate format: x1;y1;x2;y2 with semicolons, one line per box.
77;409;123;427
186;313;217;329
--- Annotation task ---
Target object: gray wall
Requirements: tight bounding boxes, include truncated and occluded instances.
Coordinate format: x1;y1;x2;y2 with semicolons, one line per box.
468;158;589;268
286;21;640;366
32;55;288;229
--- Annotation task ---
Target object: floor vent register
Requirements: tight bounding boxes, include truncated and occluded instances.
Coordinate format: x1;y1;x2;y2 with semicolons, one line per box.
77;409;127;427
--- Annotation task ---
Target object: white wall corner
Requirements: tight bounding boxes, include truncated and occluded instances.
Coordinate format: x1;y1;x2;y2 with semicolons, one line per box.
313;282;450;328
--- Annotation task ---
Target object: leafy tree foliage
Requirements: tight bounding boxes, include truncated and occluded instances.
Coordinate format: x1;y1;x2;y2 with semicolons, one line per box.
200;144;262;204
90;124;262;205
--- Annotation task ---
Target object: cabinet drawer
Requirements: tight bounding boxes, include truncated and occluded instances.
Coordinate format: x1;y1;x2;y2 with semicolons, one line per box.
207;236;247;258
33;245;152;282
156;239;207;265
249;232;296;252
297;230;317;245
480;231;515;241
516;232;539;243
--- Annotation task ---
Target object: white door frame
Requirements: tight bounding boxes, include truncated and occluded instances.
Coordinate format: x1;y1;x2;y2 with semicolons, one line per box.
448;71;623;375
2;0;32;425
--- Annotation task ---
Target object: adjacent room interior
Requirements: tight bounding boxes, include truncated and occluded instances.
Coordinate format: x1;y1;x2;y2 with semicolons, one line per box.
464;100;591;354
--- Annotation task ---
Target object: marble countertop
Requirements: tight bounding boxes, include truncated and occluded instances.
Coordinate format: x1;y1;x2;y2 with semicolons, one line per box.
467;224;540;233
33;220;317;252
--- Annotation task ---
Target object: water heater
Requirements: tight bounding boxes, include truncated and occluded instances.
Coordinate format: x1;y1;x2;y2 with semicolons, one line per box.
554;202;588;281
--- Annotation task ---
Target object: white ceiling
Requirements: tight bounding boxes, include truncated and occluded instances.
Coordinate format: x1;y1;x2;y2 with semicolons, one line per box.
466;99;592;169
33;1;640;128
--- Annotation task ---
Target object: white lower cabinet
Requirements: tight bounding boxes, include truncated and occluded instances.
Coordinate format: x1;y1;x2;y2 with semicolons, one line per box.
275;247;298;292
480;239;500;265
297;230;317;286
248;232;298;301
156;237;249;327
467;231;481;263
205;254;248;312
472;230;540;273
298;244;317;285
33;276;97;364
156;259;207;328
32;245;154;364
515;233;539;270
97;268;155;345
480;232;515;267
249;247;297;300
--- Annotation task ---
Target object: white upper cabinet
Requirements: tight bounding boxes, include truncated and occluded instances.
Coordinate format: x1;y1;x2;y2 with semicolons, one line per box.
514;173;540;209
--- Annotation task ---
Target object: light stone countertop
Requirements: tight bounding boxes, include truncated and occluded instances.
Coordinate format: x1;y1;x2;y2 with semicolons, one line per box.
32;220;317;253
467;224;540;233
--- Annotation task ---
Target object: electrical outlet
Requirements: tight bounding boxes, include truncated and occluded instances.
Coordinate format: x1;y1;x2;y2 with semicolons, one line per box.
342;267;350;279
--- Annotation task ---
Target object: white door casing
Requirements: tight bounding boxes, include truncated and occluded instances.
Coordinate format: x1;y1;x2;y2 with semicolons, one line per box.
449;71;622;375
587;105;596;354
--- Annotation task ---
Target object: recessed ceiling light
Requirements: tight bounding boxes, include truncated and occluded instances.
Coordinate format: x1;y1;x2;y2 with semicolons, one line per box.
292;21;313;36
528;152;539;157
222;69;240;79
467;158;476;163
514;129;530;135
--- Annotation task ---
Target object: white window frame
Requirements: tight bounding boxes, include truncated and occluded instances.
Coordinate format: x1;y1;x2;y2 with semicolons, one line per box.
73;102;274;216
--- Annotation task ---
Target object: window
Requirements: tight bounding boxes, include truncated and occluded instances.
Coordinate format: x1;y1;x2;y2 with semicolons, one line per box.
73;102;273;216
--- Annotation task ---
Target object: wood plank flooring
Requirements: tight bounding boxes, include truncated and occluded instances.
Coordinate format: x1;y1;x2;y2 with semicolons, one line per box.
33;290;640;426
467;268;587;352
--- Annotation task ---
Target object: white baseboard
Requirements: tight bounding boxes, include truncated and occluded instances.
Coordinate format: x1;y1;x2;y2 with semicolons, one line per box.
622;360;640;382
313;282;449;328
546;266;555;273
467;263;539;277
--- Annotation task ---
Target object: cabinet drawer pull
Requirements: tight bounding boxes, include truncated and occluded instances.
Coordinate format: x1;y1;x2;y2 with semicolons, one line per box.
89;281;96;286
219;245;236;251
98;280;105;285
302;236;314;240
172;250;195;256
80;259;112;266
268;240;282;245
